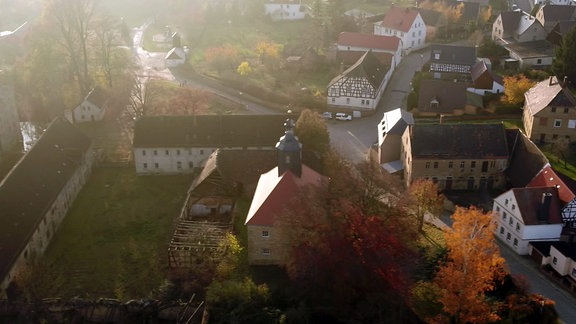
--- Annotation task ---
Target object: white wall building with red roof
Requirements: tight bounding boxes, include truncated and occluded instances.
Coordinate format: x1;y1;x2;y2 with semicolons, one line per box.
373;5;427;54
337;32;403;69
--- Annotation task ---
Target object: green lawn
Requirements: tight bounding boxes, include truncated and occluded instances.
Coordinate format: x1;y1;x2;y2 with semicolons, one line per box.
42;167;193;300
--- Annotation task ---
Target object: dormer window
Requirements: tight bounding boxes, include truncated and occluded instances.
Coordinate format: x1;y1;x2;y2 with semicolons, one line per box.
430;98;439;110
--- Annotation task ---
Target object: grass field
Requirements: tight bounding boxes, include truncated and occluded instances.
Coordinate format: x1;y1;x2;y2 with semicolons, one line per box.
42;167;193;300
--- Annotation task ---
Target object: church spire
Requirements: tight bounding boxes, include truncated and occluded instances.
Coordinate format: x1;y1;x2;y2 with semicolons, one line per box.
275;117;302;177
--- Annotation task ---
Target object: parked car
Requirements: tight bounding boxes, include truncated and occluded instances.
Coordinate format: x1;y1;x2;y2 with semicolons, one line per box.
321;112;333;119
335;113;352;121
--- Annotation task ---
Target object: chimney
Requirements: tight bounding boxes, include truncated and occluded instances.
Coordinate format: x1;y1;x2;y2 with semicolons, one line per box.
537;192;553;223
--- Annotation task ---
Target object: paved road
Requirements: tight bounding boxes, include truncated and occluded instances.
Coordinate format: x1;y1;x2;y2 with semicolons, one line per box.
328;50;429;163
497;241;576;323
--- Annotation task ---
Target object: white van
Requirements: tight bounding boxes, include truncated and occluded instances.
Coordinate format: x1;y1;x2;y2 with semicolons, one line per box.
335;113;352;121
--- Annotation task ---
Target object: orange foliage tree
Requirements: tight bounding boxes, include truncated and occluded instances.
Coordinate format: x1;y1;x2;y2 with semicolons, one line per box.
433;206;507;323
503;74;535;106
406;179;444;233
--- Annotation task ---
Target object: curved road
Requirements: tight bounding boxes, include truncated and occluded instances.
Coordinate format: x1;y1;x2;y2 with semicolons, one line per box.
132;27;576;321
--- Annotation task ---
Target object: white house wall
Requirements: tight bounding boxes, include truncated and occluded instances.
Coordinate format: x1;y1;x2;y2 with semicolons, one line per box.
134;147;217;174
494;190;562;255
265;3;306;21
73;101;104;123
550;245;573;275
467;82;504;95
374;14;426;53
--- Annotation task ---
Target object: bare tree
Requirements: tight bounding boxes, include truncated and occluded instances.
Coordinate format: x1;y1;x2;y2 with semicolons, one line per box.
44;0;97;95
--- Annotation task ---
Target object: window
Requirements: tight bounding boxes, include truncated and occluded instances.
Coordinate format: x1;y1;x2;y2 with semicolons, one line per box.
516;223;520;231
154;163;159;169
143;163;148;169
506;233;511;240
471;161;476;168
554;119;562;127
509;218;513;226
448;161;453;168
262;231;269;237
366;100;370;105
553;256;558;265
426;162;430;169
433;162;438;169
505;199;509;205
537;59;542;64
176;150;181;156
513;238;518;246
496;206;500;212
142;150;146;156
200;149;204;155
361;99;365;105
346;98;350;104
564;107;569;114
165;150;169;156
153;150;158;156
503;212;507;221
500;226;505;234
262;248;270;255
177;161;182;169
551;107;557;113
189;161;193;168
331;98;335;103
460;161;465;168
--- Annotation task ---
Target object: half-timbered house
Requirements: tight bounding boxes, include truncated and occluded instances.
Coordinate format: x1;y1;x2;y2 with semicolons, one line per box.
327;50;390;114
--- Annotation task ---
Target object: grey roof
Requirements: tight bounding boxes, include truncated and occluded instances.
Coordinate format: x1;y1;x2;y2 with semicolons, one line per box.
504;128;549;188
430;44;477;66
504;40;555;59
84;87;107;108
328;50;388;90
417;8;443;26
524;76;576;116
417;79;468;113
132;114;296;148
538;4;576;23
409;123;509;159
498;10;522;35
0;118;92;282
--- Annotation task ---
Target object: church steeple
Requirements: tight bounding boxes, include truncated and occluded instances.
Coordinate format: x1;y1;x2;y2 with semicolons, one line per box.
276;118;302;177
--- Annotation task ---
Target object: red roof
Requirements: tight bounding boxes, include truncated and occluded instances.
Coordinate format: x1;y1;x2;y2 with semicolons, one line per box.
245;165;326;226
527;166;576;206
337;32;401;52
378;5;420;33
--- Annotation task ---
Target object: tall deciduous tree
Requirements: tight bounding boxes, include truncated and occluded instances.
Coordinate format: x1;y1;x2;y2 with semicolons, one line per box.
43;0;97;95
406;179;444;233
294;109;330;157
502;74;535;106
433;206;507;323
552;26;576;86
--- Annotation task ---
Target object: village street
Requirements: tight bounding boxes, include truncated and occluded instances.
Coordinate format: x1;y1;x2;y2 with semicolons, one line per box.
131;26;576;321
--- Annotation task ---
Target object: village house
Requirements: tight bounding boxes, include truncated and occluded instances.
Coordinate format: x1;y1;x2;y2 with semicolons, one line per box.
417;8;445;40
0;73;22;161
522;76;576;144
504;40;555;69
493;187;563;255
429;44;477;80
0;118;95;298
416;79;483;116
373;5;427;54
264;1;309;21
327;50;390;114
67;87;108;123
132;114;293;175
535;4;576;33
245;119;327;265
336;32;402;70
377;108;414;174
401;123;509;191
492;10;547;44
547;20;576;45
164;32;186;68
467;60;505;95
